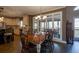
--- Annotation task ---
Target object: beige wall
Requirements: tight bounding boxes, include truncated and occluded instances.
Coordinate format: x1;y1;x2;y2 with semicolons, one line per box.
65;6;79;40
60;7;74;41
65;7;74;30
66;6;79;30
23;15;29;26
23;15;32;32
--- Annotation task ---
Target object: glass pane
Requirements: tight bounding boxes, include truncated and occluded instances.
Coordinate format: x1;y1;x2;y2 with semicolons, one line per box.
40;22;45;31
75;18;79;28
53;21;61;39
49;21;52;29
44;22;46;29
34;22;38;29
41;22;44;28
74;18;79;38
34;23;37;26
54;21;58;29
34;26;37;29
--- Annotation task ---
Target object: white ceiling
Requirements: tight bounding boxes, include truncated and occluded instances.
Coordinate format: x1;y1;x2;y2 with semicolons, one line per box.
0;6;65;17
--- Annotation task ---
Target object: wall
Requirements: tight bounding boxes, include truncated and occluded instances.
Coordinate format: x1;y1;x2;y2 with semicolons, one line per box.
62;8;67;41
65;6;79;40
23;15;29;26
23;15;33;32
65;6;79;30
65;6;75;30
62;6;75;40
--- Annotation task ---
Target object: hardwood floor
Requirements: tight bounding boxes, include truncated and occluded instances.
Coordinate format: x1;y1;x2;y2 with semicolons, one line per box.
0;35;79;53
0;35;22;53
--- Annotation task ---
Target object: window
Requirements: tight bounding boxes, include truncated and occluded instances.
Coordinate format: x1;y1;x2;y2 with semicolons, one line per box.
34;22;38;29
47;18;52;29
53;20;61;39
40;21;45;31
54;21;60;29
40;22;44;29
19;20;23;28
74;6;79;11
49;21;52;29
33;12;62;40
74;18;79;28
74;18;79;38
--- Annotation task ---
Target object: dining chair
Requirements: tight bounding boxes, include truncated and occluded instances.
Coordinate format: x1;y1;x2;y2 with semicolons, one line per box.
0;29;5;44
41;30;54;53
21;34;36;53
4;28;14;43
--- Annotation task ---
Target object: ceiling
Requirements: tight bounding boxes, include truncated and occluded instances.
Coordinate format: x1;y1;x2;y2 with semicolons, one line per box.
0;6;65;17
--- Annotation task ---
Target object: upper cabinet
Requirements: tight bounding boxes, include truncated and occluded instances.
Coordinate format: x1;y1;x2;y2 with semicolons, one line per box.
4;18;19;25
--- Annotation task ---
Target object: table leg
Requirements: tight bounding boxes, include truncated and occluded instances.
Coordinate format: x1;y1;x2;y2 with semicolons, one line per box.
37;44;41;53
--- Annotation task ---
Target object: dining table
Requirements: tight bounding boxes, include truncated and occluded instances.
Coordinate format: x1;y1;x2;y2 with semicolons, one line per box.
26;33;45;53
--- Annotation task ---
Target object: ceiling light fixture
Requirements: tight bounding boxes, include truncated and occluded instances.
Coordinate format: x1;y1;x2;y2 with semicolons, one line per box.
35;7;47;20
0;7;4;22
0;17;4;22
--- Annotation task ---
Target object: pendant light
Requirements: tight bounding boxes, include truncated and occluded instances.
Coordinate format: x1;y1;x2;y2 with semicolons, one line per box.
0;17;4;22
35;6;47;20
0;7;4;22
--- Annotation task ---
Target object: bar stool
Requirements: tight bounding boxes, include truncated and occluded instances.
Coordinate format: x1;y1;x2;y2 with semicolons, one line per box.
4;28;13;43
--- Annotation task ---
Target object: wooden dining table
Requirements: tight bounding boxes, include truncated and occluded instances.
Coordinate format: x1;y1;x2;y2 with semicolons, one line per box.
26;33;45;53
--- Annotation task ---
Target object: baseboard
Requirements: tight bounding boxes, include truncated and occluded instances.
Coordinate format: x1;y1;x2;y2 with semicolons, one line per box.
53;39;66;44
